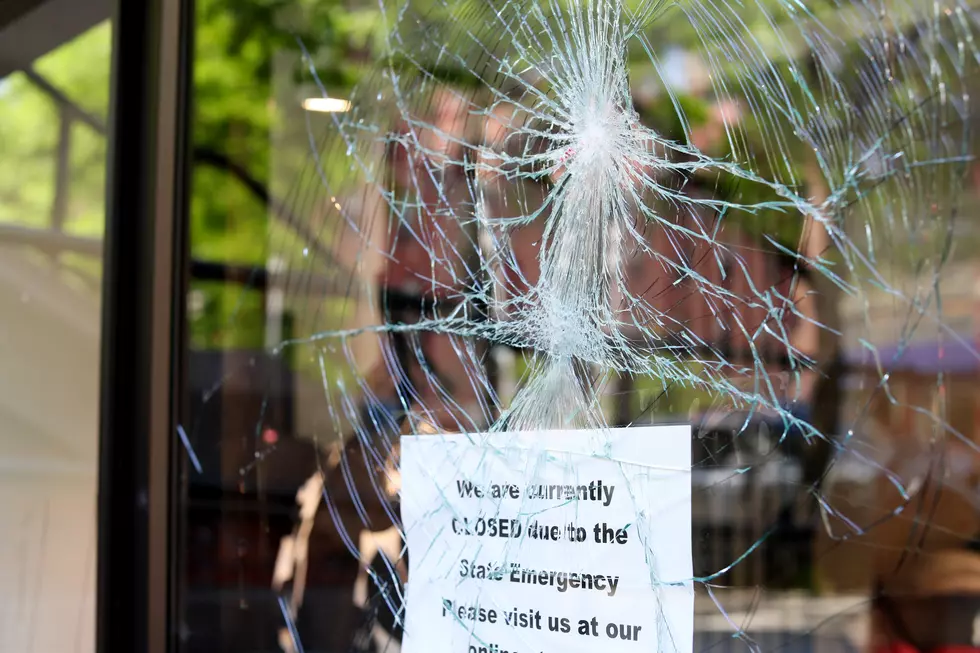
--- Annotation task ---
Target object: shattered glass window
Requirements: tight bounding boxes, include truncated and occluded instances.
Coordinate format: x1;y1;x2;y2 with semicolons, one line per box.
178;0;980;650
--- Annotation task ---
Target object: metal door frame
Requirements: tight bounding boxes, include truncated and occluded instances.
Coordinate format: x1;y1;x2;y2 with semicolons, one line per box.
96;0;192;651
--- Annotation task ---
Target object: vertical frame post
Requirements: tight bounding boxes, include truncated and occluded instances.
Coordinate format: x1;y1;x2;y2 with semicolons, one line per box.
96;0;192;651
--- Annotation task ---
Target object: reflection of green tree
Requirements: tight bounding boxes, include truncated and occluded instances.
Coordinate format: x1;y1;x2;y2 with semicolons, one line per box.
0;4;379;353
200;0;811;361
0;22;110;245
191;0;379;351
6;3;949;409
0;1;839;351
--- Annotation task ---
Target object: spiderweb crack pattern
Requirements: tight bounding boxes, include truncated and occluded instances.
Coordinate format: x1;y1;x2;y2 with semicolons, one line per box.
191;0;980;649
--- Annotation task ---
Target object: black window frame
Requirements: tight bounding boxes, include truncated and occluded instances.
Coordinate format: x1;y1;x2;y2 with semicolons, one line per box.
96;0;194;652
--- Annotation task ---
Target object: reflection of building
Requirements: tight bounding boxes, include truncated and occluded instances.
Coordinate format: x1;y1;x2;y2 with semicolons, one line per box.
841;262;980;447
838;262;980;593
497;206;801;365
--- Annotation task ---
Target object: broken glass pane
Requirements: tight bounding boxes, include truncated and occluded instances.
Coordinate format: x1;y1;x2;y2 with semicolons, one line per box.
180;0;980;650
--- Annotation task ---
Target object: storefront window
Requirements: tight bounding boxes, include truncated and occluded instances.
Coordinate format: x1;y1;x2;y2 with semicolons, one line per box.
136;0;980;653
5;0;965;651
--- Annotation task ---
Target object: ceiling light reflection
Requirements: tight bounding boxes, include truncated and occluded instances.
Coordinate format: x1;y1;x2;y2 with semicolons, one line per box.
302;97;351;113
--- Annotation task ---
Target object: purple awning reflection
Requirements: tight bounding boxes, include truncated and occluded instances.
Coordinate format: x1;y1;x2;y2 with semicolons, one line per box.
846;336;980;374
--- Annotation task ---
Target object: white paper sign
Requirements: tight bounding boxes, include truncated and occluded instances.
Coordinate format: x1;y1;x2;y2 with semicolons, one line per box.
400;426;693;653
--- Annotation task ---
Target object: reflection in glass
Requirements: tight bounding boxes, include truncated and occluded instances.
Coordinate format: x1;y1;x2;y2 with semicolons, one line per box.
0;19;111;653
180;0;980;652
